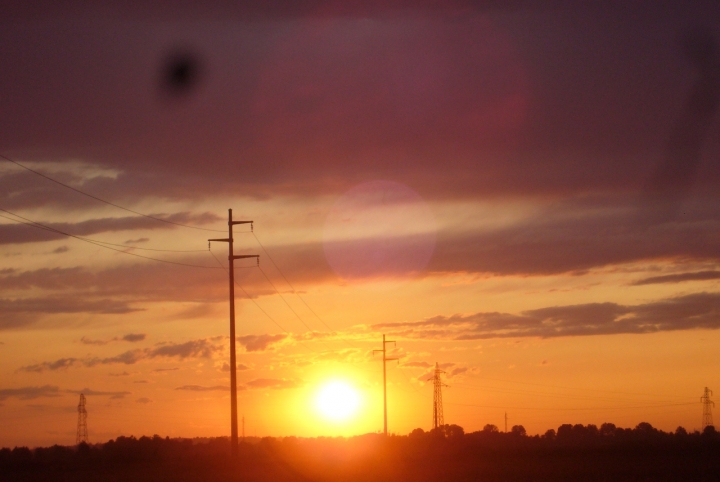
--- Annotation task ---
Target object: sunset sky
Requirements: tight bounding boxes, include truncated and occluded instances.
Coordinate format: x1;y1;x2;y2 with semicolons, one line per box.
2;0;720;448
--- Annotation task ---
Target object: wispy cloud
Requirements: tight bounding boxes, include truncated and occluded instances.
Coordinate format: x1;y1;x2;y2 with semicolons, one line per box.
18;338;223;373
373;292;720;340
0;385;61;401
237;334;287;352
175;385;229;392
80;333;146;345
245;378;299;390
0;212;221;245
632;271;720;286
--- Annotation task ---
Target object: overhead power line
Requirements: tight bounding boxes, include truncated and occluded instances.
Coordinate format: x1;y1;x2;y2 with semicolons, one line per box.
252;231;360;349
1;154;226;233
0;208;222;269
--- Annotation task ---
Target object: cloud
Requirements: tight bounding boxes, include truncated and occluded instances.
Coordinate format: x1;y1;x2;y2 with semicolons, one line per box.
0;212;221;245
67;388;131;399
125;238;149;244
0;385;61;401
245;378;299;390
0;297;141;329
136;397;153;403
448;367;468;378
152;368;179;373
221;362;249;372
401;361;432;369
18;338;223;373
18;358;78;373
80;333;146;345
237;334;287;352
372;292;720;340
174;385;229;392
52;246;69;254
149;339;222;359
632;271;720;286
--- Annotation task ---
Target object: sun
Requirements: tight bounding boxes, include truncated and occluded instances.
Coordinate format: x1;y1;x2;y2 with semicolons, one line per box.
315;380;361;421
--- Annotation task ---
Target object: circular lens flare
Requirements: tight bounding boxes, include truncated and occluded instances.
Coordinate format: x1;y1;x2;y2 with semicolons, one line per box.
315;381;360;421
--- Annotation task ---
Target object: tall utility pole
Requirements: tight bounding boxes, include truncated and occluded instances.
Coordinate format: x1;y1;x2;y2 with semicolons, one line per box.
702;387;715;429
373;334;398;435
432;362;447;429
76;393;88;445
505;412;508;433
209;209;258;458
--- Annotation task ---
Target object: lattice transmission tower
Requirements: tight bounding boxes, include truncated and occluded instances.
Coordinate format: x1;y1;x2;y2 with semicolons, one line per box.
432;362;448;429
702;387;714;429
76;393;88;445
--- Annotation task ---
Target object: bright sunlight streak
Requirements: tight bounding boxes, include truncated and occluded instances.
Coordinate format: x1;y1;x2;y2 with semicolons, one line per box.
315;381;361;422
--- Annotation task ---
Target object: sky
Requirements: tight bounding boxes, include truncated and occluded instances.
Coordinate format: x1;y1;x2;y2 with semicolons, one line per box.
2;0;720;448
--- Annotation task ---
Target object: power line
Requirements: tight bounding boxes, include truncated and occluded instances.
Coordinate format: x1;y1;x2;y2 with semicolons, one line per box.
0;208;223;269
256;265;321;335
208;248;310;349
1;154;226;233
252;231;360;349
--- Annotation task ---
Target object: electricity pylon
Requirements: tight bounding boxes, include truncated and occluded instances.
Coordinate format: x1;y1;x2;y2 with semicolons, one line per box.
432;362;448;429
209;209;259;458
373;334;398;435
702;387;715;429
76;393;88;445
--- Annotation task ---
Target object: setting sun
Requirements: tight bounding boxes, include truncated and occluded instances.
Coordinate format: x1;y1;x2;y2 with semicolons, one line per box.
315;381;361;421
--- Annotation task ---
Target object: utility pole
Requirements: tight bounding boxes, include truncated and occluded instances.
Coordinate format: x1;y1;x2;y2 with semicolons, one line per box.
242;415;245;440
505;412;508;433
702;387;715;429
373;334;398;435
209;209;258;458
432;362;448;429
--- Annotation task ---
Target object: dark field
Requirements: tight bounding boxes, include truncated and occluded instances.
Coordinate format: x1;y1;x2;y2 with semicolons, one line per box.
3;424;720;482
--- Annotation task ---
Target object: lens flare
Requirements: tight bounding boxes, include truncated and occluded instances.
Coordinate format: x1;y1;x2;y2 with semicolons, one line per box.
315;381;361;421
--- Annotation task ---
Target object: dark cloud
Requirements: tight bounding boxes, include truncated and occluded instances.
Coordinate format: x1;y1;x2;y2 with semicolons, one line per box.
174;385;229;392
373;292;720;339
151;368;179;373
0;212;221;245
428;196;720;276
80;333;148;346
18;339;223;372
52;246;69;254
18;358;78;373
2;2;718;205
0;297;141;330
125;238;149;244
632;270;720;285
401;361;432;369
237;334;287;352
136;397;153;403
0;385;61;401
67;388;131;399
221;362;249;372
245;378;299;390
149;339;222;359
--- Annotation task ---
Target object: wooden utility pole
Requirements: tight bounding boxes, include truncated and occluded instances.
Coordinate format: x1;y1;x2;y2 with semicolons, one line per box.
209;209;258;458
373;334;398;435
